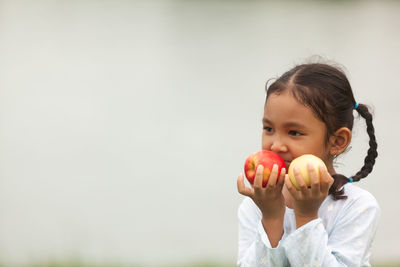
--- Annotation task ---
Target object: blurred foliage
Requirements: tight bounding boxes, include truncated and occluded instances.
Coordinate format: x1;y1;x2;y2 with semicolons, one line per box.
31;263;125;267
20;262;400;267
166;262;235;267
0;260;396;267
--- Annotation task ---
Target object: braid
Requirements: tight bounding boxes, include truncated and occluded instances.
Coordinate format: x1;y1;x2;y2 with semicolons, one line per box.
329;174;348;200
352;103;378;181
329;103;378;200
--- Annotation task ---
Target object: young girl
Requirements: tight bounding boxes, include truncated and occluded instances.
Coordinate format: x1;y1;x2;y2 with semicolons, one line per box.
236;62;380;267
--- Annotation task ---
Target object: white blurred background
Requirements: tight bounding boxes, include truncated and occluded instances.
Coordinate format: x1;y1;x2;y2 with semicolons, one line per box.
0;0;399;266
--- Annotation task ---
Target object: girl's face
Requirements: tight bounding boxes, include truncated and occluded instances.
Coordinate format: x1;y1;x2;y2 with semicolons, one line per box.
262;91;333;171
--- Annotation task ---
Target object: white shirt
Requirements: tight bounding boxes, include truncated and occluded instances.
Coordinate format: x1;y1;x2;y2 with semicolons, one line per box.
237;183;380;267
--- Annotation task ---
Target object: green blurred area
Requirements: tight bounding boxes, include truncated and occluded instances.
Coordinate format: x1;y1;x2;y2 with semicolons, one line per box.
8;262;398;267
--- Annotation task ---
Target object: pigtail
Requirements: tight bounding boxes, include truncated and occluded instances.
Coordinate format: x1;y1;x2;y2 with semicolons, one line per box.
351;103;378;181
329;174;348;200
329;103;378;200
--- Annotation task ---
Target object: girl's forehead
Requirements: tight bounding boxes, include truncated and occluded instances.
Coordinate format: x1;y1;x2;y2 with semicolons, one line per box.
264;92;320;123
265;91;303;111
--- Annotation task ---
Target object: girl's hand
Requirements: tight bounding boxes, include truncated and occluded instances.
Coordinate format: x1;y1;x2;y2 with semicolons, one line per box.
284;163;334;227
237;164;286;219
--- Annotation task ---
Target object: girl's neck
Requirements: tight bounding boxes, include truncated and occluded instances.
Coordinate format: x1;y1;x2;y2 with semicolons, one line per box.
325;155;336;175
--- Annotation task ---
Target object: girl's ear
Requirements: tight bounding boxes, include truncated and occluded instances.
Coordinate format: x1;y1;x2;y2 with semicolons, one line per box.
329;127;352;156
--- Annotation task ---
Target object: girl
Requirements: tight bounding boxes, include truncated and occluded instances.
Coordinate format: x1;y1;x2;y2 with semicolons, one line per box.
236;63;380;267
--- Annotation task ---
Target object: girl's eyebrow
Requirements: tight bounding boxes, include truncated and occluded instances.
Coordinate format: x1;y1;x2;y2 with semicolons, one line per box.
262;118;306;129
283;122;306;128
262;118;272;124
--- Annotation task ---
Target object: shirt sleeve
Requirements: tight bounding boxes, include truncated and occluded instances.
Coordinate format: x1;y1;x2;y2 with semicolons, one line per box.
237;198;288;267
281;194;380;267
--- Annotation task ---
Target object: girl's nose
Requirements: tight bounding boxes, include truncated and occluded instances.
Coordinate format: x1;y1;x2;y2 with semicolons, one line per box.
270;139;288;153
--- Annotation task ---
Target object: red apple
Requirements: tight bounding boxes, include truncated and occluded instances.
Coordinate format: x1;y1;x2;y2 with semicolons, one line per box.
244;150;285;187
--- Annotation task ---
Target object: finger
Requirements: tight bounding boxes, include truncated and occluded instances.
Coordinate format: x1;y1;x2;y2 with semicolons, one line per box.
319;165;334;194
308;163;321;196
253;165;264;189
237;173;254;197
266;164;279;188
293;166;309;195
284;174;300;199
276;167;286;190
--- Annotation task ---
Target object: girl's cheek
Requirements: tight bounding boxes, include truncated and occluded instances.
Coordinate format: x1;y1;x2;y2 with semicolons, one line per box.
261;143;268;150
261;138;271;150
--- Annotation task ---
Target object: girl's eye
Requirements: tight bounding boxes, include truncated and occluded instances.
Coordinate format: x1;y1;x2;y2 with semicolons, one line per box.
289;130;303;136
263;126;273;133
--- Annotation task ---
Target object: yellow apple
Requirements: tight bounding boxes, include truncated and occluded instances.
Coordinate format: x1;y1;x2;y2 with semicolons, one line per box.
288;154;327;190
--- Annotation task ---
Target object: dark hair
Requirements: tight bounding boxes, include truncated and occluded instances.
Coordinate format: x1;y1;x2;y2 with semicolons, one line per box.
265;63;378;200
